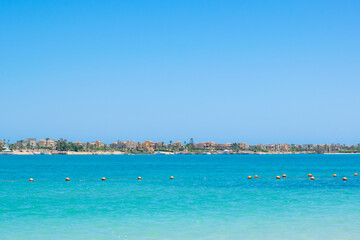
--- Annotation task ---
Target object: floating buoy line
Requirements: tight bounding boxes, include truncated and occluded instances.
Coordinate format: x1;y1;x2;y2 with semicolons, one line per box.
1;174;359;183
246;173;359;181
0;176;181;183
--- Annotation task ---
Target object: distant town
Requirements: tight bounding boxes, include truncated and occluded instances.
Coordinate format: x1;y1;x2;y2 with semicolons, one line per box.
1;138;359;155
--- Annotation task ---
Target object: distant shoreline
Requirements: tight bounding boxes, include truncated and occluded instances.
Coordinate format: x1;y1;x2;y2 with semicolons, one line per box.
3;139;359;155
2;150;359;156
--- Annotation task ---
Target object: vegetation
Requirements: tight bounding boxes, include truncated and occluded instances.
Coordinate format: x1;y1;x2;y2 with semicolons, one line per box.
56;139;85;152
2;138;360;154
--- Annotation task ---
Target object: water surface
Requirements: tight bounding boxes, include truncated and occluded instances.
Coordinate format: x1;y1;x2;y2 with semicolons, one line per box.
1;154;360;240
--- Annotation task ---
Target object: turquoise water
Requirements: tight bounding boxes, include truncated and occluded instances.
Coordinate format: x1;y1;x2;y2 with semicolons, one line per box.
1;154;360;240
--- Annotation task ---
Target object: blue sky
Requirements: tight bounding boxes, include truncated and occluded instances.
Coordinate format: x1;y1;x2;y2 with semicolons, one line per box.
1;0;359;144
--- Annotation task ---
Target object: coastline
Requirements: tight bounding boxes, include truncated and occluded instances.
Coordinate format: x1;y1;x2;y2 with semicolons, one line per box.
6;150;126;155
3;150;359;155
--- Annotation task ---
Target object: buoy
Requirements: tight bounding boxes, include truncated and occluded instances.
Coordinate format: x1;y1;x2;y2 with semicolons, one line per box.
29;178;34;182
248;176;252;179
101;177;106;181
355;173;358;176
282;174;286;178
170;176;174;179
65;178;70;181
204;177;206;180
254;175;258;178
333;174;337;177
308;174;312;177
343;177;347;181
276;176;281;179
138;176;142;180
310;177;315;180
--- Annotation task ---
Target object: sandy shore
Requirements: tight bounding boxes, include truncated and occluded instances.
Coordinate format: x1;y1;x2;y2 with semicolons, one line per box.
3;150;359;155
10;150;126;155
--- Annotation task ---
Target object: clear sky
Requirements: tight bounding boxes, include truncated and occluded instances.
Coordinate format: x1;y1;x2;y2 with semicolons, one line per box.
1;0;359;144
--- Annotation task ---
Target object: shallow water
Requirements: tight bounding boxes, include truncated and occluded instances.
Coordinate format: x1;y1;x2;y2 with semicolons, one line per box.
1;154;360;240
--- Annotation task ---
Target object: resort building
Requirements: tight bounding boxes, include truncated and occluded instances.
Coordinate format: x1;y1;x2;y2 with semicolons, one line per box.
37;139;57;148
238;142;249;150
95;140;105;148
194;142;216;150
47;139;56;148
38;139;47;147
0;140;5;149
214;143;229;150
168;141;183;149
16;138;37;148
303;144;314;149
125;141;137;150
73;141;85;147
26;138;37;147
265;143;281;151
280;143;290;151
144;141;154;151
153;142;165;149
138;141;155;151
111;140;137;150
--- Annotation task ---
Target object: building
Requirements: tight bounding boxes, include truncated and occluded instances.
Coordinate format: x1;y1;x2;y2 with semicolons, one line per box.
16;138;37;148
26;138;37;147
37;139;57;148
111;141;137;150
237;143;249;150
144;141;154;151
168;141;184;149
280;143;290;151
302;144;314;149
37;139;47;147
153;142;165;149
47;139;57;148
73;141;85;147
264;143;281;151
124;141;137;150
110;142;118;149
224;143;232;148
137;141;155;151
0;140;5;150
94;140;105;148
194;142;216;150
257;144;264;149
87;142;96;148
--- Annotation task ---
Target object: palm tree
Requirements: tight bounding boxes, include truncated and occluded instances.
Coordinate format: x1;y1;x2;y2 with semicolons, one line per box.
46;138;50;149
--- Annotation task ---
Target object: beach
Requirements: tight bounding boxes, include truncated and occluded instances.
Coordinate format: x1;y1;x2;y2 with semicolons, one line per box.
8;150;126;155
7;150;360;155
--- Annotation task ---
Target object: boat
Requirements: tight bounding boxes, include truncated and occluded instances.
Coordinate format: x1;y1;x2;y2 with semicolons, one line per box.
0;147;13;155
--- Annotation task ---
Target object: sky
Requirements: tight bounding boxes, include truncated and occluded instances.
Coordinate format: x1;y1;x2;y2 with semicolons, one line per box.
0;0;359;144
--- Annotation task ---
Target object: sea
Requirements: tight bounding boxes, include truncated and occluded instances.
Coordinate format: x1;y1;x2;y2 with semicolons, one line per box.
1;154;360;240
